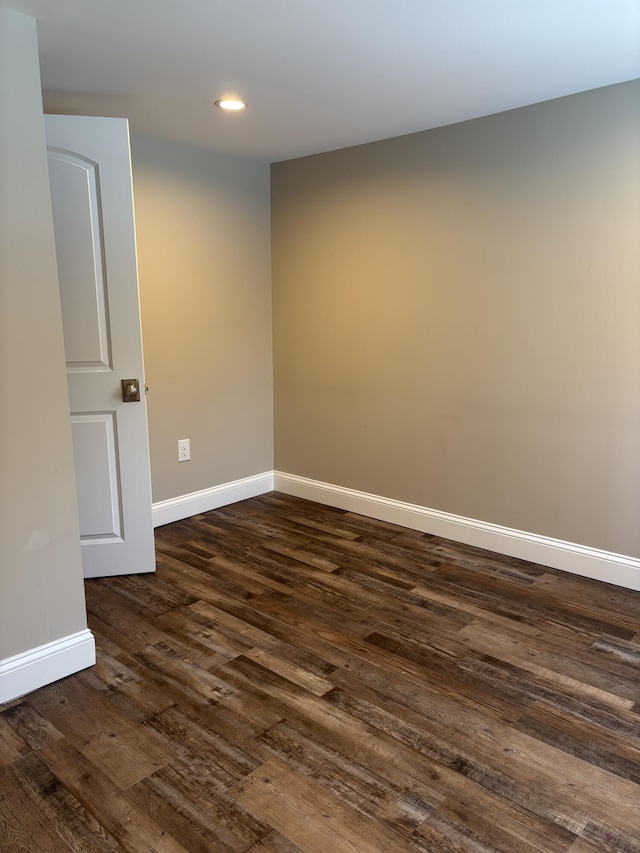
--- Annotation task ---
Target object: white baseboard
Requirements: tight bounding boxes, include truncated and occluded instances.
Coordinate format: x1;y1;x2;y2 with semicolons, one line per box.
153;471;274;527
274;471;640;591
0;629;96;705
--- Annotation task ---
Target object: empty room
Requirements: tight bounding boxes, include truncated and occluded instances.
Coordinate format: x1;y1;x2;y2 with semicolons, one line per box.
2;2;640;851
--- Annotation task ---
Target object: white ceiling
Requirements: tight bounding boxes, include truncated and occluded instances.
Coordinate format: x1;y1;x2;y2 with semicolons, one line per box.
8;0;640;161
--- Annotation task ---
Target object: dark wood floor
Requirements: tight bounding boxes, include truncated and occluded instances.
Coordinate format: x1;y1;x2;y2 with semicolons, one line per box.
2;493;640;852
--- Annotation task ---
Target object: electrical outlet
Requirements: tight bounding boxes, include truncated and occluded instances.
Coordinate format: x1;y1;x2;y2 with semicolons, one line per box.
177;438;190;462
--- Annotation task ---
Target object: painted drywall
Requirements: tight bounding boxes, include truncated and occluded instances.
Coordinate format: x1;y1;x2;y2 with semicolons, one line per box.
0;10;88;660
130;135;273;503
272;80;640;557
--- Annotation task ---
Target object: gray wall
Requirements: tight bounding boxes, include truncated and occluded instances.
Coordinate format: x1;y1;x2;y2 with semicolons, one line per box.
130;135;273;503
0;10;88;660
272;80;640;557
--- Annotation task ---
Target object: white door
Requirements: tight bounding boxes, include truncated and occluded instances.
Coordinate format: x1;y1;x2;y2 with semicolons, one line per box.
45;114;155;578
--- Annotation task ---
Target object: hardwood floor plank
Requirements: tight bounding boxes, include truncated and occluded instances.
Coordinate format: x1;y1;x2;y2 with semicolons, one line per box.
216;651;581;850
357;632;525;721
39;740;190;852
252;718;434;822
3;492;640;852
154;605;257;662
28;679;171;790
326;681;640;837
242;648;334;696
246;830;304;852
513;705;640;784
579;820;640;853
0;712;30;766
130;642;242;708
84;584;183;657
124;650;284;735
144;705;260;785
130;763;268;852
531;572;640;623
427;785;577;853
233;758;418;853
82;650;177;718
591;634;640;666
568;839;607;853
458;621;637;709
9;751;122;852
2;702;64;752
431;563;637;638
102;571;197;615
0;762;75;852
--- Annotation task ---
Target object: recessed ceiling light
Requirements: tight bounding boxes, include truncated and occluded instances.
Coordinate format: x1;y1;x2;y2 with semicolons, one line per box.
215;98;247;112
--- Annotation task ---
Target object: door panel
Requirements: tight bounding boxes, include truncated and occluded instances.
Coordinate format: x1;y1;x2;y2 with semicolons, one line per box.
71;413;122;540
48;151;111;371
45;115;155;578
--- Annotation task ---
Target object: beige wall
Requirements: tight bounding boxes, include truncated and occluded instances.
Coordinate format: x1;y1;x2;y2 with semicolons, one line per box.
272;80;640;557
130;135;273;503
0;11;88;660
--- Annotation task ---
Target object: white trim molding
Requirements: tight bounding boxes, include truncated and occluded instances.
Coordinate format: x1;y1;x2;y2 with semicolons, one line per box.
274;471;640;591
153;471;274;527
0;629;96;705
